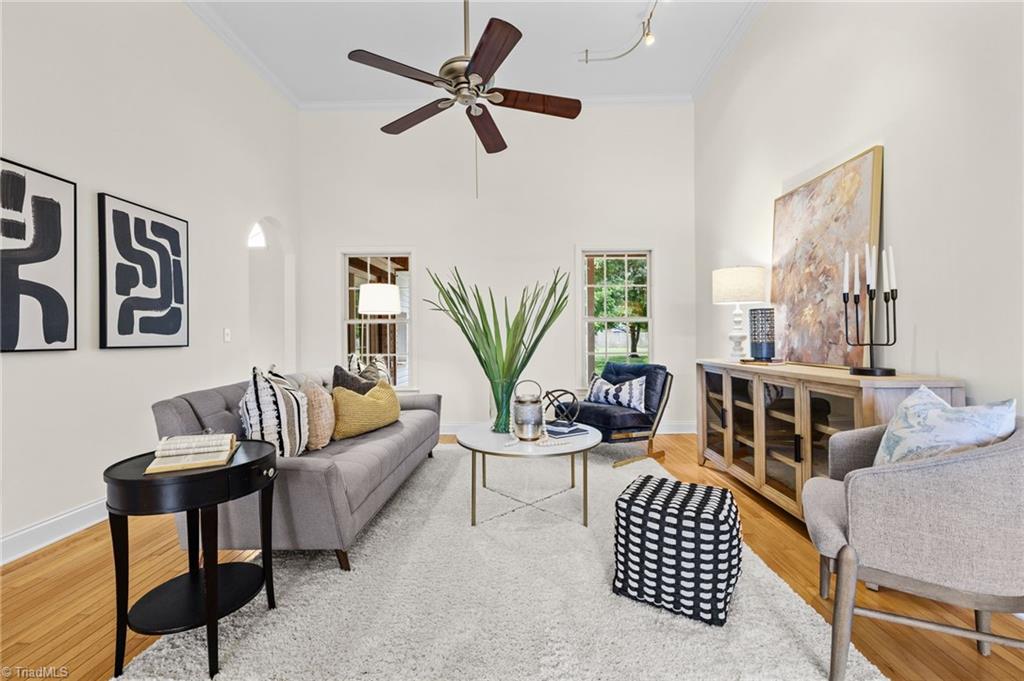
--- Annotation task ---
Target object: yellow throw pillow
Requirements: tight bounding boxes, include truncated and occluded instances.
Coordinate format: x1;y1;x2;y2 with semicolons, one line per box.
332;380;400;440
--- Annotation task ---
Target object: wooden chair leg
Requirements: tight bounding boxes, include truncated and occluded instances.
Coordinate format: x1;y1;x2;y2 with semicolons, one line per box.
819;554;831;599
829;545;858;681
975;610;992;656
335;549;351;572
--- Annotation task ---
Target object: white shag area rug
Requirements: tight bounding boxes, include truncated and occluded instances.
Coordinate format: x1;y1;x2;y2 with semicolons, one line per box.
122;444;885;681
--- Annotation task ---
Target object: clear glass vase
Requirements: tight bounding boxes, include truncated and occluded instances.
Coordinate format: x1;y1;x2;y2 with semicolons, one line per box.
489;378;515;434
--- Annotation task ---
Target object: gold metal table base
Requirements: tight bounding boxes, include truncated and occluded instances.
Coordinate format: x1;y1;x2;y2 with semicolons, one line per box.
470;449;590;527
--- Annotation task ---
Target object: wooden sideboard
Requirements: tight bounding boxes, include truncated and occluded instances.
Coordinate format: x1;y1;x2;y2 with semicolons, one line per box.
696;359;965;519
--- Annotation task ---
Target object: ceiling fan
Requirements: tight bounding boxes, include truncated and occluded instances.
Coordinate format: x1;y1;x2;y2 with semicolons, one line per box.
348;0;582;154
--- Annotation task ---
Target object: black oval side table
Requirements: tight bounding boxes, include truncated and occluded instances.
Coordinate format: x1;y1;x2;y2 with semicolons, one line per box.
103;440;277;678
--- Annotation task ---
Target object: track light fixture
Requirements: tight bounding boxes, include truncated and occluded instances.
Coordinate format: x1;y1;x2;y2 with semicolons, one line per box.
581;0;659;64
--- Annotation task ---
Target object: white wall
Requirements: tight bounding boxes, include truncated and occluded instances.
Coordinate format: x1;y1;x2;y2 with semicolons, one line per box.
296;103;697;431
694;1;1024;405
0;2;298;552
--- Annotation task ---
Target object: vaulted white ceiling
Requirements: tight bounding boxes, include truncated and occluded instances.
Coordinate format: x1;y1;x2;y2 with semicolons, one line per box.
189;1;756;109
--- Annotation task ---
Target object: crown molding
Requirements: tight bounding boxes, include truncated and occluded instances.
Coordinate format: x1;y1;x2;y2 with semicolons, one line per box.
189;1;723;112
187;1;302;109
692;1;763;100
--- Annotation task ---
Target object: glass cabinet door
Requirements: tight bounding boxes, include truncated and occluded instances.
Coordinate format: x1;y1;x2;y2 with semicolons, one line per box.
804;386;860;480
701;368;726;466
761;379;802;513
727;373;757;486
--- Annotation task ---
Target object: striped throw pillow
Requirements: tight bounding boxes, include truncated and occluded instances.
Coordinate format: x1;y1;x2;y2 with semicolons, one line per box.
586;374;646;413
239;367;309;457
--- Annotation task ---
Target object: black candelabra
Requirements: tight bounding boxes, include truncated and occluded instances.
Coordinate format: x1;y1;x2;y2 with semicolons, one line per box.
842;285;897;377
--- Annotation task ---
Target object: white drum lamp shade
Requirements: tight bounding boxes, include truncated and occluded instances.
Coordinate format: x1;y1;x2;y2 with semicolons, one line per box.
712;266;767;359
712;267;766;305
358;283;401;315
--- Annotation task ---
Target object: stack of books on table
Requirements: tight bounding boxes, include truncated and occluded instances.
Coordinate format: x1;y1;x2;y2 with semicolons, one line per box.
144;433;239;474
544;421;588;440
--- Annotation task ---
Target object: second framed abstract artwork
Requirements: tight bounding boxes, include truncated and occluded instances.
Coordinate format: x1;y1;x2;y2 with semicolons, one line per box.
98;194;189;348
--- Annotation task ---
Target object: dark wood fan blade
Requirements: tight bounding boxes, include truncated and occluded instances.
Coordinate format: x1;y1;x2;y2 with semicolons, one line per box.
490;88;582;119
348;49;451;87
381;99;453;134
466;104;507;154
466;19;522;85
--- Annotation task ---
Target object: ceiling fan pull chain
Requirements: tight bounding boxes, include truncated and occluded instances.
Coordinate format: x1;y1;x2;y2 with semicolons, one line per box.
474;135;480;200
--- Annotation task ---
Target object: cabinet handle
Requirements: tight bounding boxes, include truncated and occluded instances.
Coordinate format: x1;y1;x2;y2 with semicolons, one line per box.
793;434;803;463
720;407;728;429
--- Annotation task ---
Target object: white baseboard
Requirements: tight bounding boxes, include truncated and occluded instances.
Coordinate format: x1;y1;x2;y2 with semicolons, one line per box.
440;421;479;435
442;421;697;436
1;497;107;565
659;420;697;434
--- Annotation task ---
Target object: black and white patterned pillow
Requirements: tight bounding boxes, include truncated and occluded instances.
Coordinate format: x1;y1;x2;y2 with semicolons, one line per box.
239;367;309;457
586;374;646;412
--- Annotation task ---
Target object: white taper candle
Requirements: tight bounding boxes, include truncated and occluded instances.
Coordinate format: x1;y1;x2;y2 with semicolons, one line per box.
863;243;872;289
854;252;860;291
881;250;890;292
843;251;850;294
871;245;878;290
887;245;897;290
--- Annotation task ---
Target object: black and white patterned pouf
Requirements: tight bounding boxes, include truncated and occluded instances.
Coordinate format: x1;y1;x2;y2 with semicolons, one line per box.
613;475;742;626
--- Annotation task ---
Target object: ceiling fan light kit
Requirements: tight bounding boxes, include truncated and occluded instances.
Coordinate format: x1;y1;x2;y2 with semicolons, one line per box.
348;0;581;154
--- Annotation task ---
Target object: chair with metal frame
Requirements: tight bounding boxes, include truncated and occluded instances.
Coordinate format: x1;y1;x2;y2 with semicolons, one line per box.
564;362;674;468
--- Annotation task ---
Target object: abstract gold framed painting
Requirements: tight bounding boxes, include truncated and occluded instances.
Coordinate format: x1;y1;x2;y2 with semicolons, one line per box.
771;146;883;367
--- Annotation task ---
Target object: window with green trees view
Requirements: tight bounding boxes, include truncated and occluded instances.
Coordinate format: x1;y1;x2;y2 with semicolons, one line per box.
583;251;651;379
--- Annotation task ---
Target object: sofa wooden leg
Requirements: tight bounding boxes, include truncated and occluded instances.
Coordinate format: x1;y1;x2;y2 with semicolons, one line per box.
819;554;831;599
975;610;992;656
427;450;433;459
335;550;351;572
829;545;858;681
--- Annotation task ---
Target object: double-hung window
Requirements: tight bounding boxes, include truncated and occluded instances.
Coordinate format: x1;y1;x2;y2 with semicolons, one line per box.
582;251;651;380
344;254;411;387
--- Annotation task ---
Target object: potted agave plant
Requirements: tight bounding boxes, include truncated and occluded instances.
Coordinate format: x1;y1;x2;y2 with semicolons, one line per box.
426;268;570;433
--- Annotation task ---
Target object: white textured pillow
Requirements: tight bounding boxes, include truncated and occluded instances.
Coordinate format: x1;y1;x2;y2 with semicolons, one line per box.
586;374;646;412
873;386;1016;466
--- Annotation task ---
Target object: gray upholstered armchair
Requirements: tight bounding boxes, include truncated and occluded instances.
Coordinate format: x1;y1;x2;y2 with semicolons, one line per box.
802;418;1024;681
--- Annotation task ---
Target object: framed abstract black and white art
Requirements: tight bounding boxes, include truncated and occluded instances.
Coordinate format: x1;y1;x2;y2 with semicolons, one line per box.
1;158;77;352
98;194;189;349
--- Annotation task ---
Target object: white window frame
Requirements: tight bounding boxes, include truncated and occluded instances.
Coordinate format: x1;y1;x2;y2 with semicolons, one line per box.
575;247;654;387
337;249;417;391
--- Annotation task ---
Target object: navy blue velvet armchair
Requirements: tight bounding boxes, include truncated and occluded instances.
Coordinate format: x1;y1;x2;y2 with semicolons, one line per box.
570;362;674;468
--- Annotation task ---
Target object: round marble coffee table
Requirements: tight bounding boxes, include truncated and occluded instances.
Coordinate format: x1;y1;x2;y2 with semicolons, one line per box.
456;422;602;527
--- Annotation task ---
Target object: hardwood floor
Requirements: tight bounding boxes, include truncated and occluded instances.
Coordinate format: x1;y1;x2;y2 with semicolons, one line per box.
2;434;1022;680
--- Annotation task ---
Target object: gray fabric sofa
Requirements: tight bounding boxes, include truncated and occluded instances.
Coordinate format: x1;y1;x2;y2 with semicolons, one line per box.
803;418;1024;680
152;367;441;570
